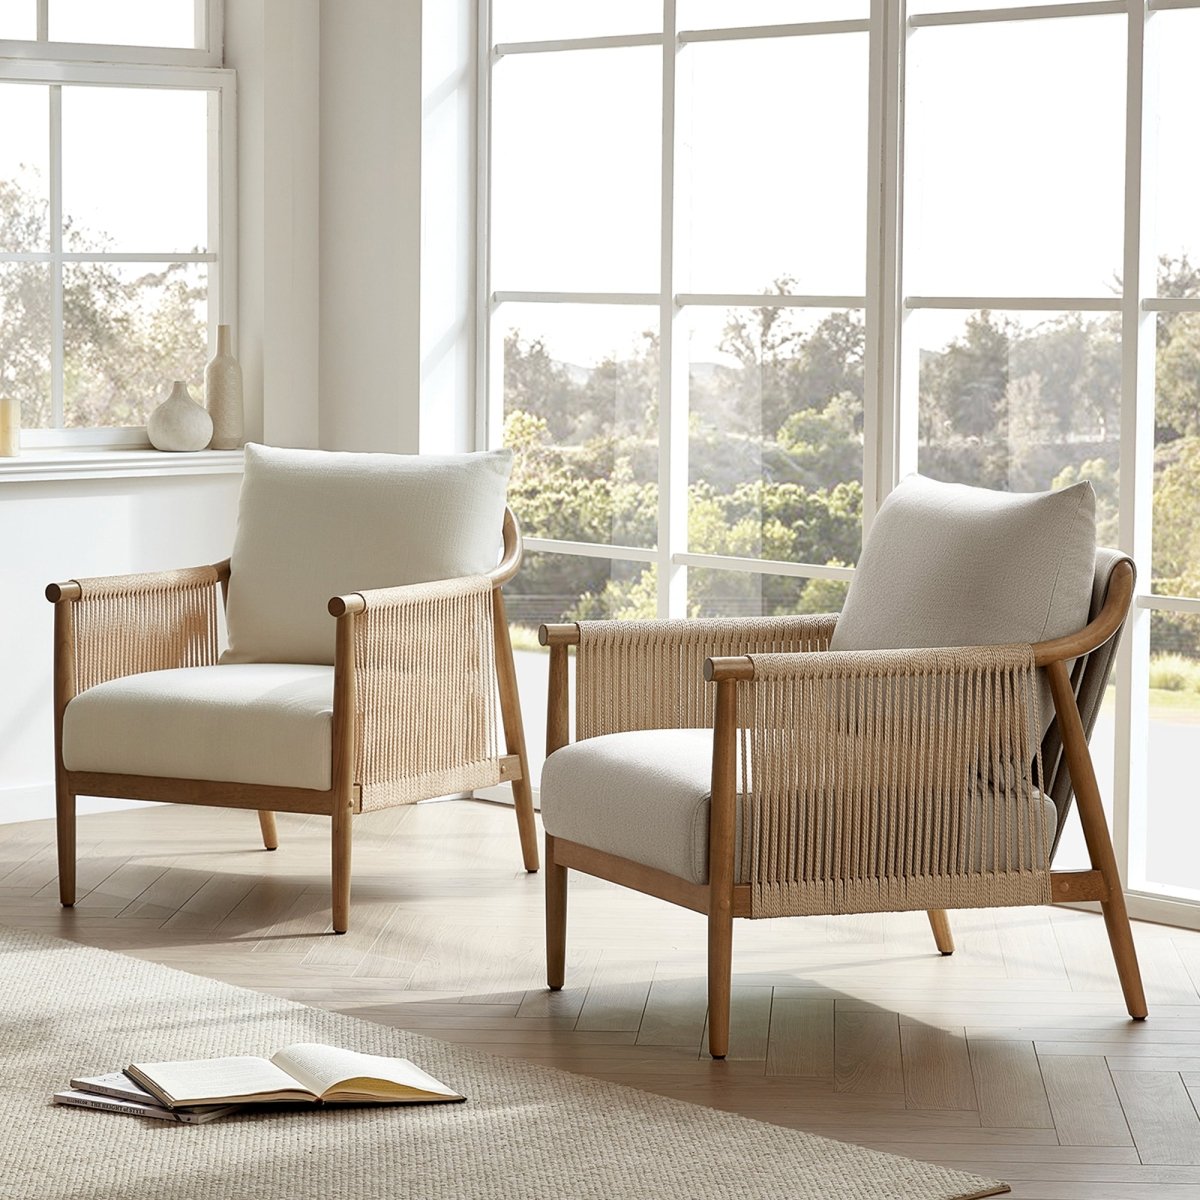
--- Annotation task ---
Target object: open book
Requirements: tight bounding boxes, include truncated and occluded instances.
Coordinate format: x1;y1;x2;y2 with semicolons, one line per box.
126;1043;464;1109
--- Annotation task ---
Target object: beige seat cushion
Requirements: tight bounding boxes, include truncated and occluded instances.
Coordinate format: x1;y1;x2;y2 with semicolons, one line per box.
540;728;1056;886
63;665;334;791
223;443;512;666
831;474;1096;654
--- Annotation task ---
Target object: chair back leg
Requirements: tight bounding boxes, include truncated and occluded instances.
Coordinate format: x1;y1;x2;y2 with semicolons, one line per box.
257;811;279;851
927;909;955;955
1047;660;1147;1019
492;588;540;872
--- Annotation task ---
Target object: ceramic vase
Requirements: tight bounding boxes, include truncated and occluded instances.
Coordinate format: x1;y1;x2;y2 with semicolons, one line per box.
147;381;213;452
205;324;244;450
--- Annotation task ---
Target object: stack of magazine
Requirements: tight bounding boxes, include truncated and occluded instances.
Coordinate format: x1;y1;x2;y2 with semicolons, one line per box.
53;1042;465;1124
54;1073;242;1124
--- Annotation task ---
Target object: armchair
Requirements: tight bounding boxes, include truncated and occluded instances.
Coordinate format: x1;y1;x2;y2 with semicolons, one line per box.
47;444;538;933
538;476;1146;1058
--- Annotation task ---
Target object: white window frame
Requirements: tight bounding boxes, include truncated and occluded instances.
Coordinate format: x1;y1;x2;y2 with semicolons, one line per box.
478;1;877;621
0;0;222;67
0;1;235;448
479;0;1200;928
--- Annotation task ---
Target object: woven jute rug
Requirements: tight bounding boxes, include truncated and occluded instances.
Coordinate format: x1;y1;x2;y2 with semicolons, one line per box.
0;925;1007;1199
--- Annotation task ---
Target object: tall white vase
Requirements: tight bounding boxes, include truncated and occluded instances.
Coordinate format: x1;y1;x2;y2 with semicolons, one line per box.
147;381;213;452
205;324;244;450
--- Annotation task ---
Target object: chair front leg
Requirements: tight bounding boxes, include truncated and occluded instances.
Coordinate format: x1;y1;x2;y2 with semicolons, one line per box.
546;833;567;989
52;593;77;907
330;609;357;934
707;678;738;1060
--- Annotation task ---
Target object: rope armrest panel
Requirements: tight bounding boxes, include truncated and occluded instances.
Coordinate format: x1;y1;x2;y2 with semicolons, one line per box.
65;566;222;692
576;614;838;740
740;643;1051;918
351;575;502;810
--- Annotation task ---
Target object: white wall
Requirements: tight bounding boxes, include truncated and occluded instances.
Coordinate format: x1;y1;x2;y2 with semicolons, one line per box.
226;0;477;455
0;471;242;824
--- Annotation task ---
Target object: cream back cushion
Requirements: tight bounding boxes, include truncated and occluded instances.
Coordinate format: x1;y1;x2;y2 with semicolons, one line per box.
223;444;512;665
830;474;1096;654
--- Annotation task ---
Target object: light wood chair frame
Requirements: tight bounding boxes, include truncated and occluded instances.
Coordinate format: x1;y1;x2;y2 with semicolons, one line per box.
540;559;1146;1058
47;507;538;934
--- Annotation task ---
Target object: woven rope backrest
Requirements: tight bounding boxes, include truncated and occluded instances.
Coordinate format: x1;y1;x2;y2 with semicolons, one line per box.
576;615;838;740
73;568;221;692
742;644;1051;917
353;575;501;809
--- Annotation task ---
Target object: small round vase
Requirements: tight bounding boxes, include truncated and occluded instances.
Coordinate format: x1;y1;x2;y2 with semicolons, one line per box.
147;381;213;452
205;324;244;450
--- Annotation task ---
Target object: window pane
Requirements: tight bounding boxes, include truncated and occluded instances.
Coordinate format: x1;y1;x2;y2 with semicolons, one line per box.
491;48;660;292
680;0;869;26
62;86;209;253
1155;9;1200;293
0;83;49;251
689;305;865;568
0;262;51;428
1139;625;1200;899
914;309;1121;536
493;1;659;42
1153;309;1200;599
905;16;1125;296
505;550;655;632
500;303;658;548
63;261;207;428
682;33;868;295
50;0;199;48
688;566;848;620
0;0;35;39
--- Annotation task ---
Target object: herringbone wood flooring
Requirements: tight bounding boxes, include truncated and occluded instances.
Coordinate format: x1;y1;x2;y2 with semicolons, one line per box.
4;798;1200;1199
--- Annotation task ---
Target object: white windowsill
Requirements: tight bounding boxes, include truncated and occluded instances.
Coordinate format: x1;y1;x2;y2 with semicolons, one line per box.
0;447;245;484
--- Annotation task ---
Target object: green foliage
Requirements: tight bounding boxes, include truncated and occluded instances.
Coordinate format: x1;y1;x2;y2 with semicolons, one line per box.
1148;654;1200;694
0;176;207;429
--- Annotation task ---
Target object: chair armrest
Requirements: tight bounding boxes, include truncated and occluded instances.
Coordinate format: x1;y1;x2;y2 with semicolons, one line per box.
706;640;1053;918
327;574;504;809
542;613;838;742
46;564;224;694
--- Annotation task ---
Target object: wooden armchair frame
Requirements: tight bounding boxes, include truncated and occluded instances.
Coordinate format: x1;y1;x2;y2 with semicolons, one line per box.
539;558;1145;1059
47;507;538;934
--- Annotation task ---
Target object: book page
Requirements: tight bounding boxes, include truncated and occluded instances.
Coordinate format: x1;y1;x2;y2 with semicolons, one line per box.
128;1056;316;1106
272;1044;461;1102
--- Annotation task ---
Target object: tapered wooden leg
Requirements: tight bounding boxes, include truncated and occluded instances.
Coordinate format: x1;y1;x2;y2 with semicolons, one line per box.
928;909;955;955
546;833;567;990
331;805;352;934
708;678;738;1060
52;598;77;908
492;589;539;872
708;904;734;1060
1047;659;1147;1020
56;782;76;907
257;811;279;851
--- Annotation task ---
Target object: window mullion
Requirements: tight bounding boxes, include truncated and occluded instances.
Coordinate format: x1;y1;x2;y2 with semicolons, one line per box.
49;83;64;429
36;0;48;42
1114;0;1157;891
659;0;687;619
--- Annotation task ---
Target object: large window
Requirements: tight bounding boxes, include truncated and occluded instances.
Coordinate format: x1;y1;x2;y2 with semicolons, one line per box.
0;1;233;444
483;1;1200;922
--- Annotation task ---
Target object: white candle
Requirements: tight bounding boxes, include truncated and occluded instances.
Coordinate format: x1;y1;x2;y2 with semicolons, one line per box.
0;398;19;457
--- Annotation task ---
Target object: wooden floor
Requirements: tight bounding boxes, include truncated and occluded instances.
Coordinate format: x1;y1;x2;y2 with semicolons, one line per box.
5;799;1200;1199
